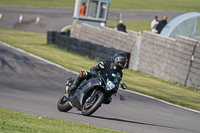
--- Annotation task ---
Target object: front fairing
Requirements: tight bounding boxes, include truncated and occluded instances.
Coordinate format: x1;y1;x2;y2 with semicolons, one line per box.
70;77;103;110
69;69;121;110
101;69;121;92
101;69;121;83
77;77;103;104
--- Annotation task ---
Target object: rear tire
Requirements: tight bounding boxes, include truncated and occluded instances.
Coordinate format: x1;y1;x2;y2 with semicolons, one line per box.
57;95;72;112
82;90;105;116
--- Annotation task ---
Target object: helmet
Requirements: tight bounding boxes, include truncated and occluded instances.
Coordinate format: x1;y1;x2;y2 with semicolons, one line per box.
113;53;128;71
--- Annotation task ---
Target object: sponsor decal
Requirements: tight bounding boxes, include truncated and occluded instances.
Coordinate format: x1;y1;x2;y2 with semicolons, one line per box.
88;82;91;86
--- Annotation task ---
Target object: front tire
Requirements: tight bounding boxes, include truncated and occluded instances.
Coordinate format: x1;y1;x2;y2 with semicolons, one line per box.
57;95;72;112
82;90;105;116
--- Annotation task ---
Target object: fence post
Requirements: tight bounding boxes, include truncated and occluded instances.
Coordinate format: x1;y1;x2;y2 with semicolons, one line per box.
132;33;142;71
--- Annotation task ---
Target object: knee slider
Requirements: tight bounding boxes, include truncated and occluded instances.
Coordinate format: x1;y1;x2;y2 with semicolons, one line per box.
78;71;91;81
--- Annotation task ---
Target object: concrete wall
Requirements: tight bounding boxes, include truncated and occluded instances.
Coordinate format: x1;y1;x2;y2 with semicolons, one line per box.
138;31;198;86
70;23;139;69
187;41;200;89
48;32;126;63
49;23;200;90
138;31;200;89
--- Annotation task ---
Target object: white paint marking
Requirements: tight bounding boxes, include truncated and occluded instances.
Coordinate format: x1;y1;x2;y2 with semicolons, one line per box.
61;25;72;32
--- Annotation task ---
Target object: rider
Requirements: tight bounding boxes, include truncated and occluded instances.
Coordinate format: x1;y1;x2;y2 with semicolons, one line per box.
68;53;128;104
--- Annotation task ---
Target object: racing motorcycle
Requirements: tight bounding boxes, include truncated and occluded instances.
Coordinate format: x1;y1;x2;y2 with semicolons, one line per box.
57;69;127;116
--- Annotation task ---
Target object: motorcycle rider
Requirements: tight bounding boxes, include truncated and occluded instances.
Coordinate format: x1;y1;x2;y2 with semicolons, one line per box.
67;53;128;104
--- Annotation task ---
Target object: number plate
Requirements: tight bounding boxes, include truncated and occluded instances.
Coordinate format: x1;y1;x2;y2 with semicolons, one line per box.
106;80;115;90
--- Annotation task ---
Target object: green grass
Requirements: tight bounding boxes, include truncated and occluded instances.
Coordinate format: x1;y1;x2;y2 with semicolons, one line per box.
0;108;122;133
0;0;200;12
107;20;152;33
0;28;200;112
0;0;75;8
109;0;200;12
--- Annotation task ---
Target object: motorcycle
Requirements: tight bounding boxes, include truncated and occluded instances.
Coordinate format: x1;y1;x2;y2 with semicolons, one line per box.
57;69;127;116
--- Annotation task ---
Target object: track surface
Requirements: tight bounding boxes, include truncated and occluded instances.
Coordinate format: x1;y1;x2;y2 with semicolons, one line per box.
0;5;183;33
0;6;200;133
1;42;200;133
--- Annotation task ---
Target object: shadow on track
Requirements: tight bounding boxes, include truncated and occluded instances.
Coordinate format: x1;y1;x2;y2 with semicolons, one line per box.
89;115;178;130
64;111;178;130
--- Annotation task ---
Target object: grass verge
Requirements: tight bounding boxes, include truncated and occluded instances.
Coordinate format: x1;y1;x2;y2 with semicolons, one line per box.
106;20;152;33
0;108;122;133
0;0;200;12
0;28;200;112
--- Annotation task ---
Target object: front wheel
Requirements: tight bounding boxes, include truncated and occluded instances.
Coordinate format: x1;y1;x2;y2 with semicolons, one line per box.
57;95;72;112
82;90;105;116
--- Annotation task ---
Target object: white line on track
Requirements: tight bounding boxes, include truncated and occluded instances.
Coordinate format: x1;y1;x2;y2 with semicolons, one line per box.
61;25;72;32
1;41;200;114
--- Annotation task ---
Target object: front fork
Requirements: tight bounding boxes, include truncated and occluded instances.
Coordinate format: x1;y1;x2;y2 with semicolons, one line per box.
65;86;70;97
86;89;100;102
65;79;74;97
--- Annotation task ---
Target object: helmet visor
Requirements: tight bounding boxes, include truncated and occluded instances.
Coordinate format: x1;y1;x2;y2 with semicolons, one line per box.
118;62;127;68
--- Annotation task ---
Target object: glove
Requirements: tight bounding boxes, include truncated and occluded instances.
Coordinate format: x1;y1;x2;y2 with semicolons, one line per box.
90;70;98;76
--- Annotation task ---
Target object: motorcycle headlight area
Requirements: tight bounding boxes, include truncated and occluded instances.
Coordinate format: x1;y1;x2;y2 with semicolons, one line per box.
106;80;115;90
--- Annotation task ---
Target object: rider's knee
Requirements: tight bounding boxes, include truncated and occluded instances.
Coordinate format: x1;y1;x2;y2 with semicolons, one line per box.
78;71;91;81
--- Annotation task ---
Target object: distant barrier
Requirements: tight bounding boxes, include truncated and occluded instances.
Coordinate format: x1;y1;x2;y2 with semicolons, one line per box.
47;23;200;90
70;23;139;69
69;23;200;90
47;31;56;44
47;31;130;67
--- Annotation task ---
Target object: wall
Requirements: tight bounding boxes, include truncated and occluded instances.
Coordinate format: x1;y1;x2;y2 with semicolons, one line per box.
187;41;200;89
48;24;200;90
138;31;200;89
48;32;126;63
138;31;195;84
70;23;139;69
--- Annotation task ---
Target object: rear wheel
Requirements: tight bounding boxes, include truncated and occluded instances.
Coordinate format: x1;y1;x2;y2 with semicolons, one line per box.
82;90;105;116
57;95;72;112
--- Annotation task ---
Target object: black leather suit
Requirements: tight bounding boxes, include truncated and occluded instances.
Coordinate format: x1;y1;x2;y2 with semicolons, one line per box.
71;59;123;103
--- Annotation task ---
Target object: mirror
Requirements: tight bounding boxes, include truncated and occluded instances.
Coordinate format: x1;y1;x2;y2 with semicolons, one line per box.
121;83;127;89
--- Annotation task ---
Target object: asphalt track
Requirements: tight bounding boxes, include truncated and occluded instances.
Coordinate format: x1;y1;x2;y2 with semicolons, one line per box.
0;5;184;33
1;42;200;133
0;6;200;133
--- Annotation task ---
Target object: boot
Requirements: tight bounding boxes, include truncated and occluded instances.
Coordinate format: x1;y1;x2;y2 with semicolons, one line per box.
69;80;81;94
68;84;77;93
103;96;112;104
